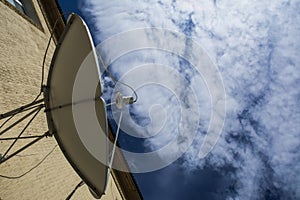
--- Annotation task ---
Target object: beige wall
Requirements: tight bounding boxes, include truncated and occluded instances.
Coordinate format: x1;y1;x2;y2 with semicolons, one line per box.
0;1;123;199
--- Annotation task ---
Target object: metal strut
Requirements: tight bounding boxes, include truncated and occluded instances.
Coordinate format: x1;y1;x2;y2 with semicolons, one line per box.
109;111;123;170
1;106;43;158
0;131;51;165
0;104;48;165
0;106;44;136
0;99;44;120
0;135;48;141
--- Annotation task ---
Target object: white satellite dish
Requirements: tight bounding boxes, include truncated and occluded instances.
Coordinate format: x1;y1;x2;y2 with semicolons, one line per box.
44;13;108;199
0;13;135;199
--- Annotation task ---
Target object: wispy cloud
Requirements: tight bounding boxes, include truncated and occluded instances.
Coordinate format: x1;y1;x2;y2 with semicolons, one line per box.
81;0;300;198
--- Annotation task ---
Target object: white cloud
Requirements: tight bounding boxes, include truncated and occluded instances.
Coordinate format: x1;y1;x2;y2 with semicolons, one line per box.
81;0;300;198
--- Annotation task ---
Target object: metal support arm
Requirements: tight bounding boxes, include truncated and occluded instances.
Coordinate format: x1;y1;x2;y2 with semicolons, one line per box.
0;99;44;120
0;131;51;165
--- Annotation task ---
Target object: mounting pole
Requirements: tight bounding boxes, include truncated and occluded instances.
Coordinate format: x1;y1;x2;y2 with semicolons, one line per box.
0;106;44;136
0;131;51;165
0;99;44;120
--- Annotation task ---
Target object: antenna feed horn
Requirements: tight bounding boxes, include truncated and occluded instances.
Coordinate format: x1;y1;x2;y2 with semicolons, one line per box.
115;92;134;109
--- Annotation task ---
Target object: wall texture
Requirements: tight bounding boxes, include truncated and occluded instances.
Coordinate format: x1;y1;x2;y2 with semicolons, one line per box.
0;1;123;199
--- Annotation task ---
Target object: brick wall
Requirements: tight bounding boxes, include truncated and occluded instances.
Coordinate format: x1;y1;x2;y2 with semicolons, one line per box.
0;1;123;199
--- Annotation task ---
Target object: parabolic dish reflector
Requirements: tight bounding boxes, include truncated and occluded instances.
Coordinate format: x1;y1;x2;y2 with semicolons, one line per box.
44;13;108;198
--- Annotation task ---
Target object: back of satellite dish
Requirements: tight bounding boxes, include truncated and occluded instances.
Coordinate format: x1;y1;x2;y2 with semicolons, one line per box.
44;13;108;199
0;12;137;199
0;13;108;199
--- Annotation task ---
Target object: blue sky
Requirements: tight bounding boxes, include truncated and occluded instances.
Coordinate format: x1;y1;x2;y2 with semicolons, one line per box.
58;1;300;199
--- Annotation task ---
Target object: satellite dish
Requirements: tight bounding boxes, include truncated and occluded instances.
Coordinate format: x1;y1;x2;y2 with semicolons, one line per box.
44;13;108;198
0;12;135;199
